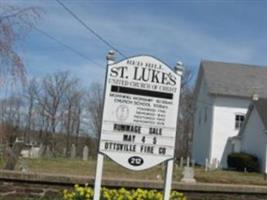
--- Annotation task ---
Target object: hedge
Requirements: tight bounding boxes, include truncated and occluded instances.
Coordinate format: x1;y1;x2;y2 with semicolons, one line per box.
227;152;259;172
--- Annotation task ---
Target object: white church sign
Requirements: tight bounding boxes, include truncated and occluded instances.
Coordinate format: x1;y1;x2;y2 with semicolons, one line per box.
99;55;181;170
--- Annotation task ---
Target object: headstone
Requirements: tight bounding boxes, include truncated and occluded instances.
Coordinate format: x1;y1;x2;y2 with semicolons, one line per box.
205;158;209;172
63;148;66;157
20;149;30;158
186;156;190;167
83;146;89;161
71;144;76;159
46;146;52;158
181;166;196;183
180;157;184;168
38;144;44;158
30;147;40;159
210;158;217;170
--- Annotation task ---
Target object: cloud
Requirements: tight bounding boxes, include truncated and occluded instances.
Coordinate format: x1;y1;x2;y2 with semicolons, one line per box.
71;12;261;67
40;3;262;63
6;0;267;87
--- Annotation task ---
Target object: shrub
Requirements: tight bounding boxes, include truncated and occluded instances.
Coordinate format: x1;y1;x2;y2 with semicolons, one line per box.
63;184;187;200
227;152;259;172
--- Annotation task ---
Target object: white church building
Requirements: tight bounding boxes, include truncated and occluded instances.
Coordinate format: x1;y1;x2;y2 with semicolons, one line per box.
237;98;267;172
192;60;267;168
221;98;267;173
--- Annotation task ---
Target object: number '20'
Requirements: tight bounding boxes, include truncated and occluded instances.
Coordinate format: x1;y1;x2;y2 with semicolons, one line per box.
128;156;144;166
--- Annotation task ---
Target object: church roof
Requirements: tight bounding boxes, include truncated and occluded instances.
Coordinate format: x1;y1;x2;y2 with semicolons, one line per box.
254;99;267;129
200;60;267;98
239;98;267;136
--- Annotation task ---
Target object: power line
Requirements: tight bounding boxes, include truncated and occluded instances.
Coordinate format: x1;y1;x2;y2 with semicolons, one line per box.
55;0;127;58
33;26;103;67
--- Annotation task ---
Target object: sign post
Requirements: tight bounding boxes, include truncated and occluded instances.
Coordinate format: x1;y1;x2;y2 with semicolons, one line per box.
163;63;183;200
93;153;103;200
93;51;115;200
163;159;174;200
94;51;183;200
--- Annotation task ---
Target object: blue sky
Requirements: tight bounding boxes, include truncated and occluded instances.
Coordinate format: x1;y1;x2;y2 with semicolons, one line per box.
4;0;267;86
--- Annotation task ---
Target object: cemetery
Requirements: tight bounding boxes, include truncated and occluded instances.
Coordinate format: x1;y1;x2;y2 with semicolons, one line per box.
3;156;267;185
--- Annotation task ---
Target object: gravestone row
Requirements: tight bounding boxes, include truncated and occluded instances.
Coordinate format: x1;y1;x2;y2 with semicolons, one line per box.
19;144;90;160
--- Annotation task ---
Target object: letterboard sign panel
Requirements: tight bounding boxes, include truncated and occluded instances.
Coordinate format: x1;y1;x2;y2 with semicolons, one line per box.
99;55;181;171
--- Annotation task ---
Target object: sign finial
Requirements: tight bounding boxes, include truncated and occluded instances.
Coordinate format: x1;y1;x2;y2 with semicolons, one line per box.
175;61;184;75
252;93;259;101
107;50;116;63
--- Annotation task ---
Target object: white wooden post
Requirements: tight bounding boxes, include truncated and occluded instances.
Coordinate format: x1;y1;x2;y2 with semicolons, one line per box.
163;61;183;200
163;159;174;200
93;50;115;200
93;154;104;200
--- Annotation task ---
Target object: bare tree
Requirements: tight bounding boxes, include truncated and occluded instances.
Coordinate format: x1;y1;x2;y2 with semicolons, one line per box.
34;88;50;144
0;95;25;170
181;67;193;89
0;4;41;170
1;95;23;127
0;95;23;142
73;99;82;147
176;67;194;158
85;83;103;138
62;78;83;157
33;71;77;154
0;4;41;86
23;78;38;143
176;87;194;158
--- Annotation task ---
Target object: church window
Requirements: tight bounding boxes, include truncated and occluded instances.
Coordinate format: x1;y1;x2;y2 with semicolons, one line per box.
235;114;245;129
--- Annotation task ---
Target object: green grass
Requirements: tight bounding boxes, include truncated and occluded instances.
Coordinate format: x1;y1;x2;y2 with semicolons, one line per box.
17;157;178;181
3;158;267;185
194;168;267;185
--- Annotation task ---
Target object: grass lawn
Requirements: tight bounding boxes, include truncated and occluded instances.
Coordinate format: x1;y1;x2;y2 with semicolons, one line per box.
4;157;266;186
194;168;267;185
16;158;178;181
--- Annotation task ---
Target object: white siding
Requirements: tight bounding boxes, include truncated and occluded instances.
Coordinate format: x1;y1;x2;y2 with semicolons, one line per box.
192;78;214;165
241;108;267;172
211;96;249;165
